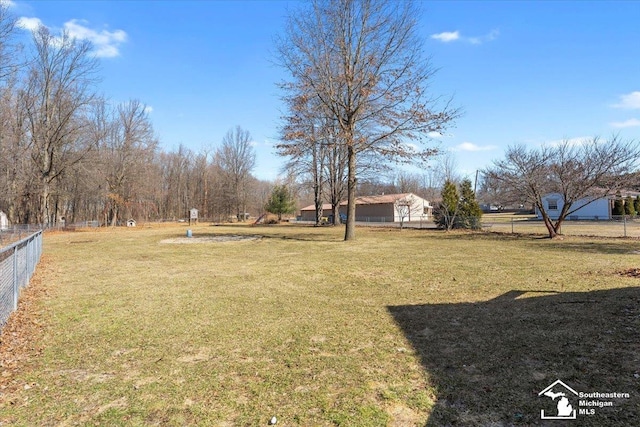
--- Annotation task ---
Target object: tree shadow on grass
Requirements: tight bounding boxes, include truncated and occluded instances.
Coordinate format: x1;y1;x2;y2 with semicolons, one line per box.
531;241;638;256
204;223;342;242
415;231;640;256
388;287;640;426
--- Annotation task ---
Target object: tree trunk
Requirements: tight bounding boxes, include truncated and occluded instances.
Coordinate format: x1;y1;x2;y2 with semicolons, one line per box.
314;193;323;226
111;205;118;227
40;181;50;226
332;203;340;225
344;145;357;241
541;211;559;238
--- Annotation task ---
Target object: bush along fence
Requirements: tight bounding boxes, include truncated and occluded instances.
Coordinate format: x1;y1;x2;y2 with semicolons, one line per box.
0;230;43;329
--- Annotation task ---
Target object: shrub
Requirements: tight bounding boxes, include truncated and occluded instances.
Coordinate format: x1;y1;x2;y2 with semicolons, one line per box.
434;180;459;230
625;196;636;216
458;179;483;230
612;198;624;216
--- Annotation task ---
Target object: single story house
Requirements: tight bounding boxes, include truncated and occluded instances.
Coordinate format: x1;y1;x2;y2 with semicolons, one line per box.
536;191;640;220
299;193;433;223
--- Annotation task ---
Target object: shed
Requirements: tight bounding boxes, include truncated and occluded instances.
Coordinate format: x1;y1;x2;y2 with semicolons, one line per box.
0;211;8;230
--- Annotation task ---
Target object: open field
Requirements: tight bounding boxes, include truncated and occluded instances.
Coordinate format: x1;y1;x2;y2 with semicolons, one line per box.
1;224;639;426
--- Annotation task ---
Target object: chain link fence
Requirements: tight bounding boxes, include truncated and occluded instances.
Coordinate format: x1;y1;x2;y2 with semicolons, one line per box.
481;215;640;238
294;214;640;237
0;230;43;328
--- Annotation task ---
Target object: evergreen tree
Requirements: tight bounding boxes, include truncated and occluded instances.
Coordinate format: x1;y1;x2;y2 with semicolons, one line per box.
612;198;624;216
624;196;636;216
434;180;459;231
265;185;297;221
458;179;483;229
634;195;640;214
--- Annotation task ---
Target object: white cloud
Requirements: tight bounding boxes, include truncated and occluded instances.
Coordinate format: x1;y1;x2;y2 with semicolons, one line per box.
404;142;420;152
16;16;43;31
453;142;497;152
144;106;153;114
610;118;640;128
16;17;127;58
63;19;127;58
431;31;460;43
469;29;500;45
427;131;443;138
431;29;499;45
1;0;16;8
612;91;640;109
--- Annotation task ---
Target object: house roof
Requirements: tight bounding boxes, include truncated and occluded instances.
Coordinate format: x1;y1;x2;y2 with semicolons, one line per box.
543;190;640;200
300;193;426;211
352;193;418;205
300;203;333;212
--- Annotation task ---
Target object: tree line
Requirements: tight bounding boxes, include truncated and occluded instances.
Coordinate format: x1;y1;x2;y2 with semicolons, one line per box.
0;5;267;226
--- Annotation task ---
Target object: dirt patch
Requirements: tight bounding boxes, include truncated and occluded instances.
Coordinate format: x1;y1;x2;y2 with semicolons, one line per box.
620;268;640;277
160;234;262;244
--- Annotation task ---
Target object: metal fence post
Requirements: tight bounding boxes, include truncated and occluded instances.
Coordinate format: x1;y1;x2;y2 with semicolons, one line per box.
13;245;18;311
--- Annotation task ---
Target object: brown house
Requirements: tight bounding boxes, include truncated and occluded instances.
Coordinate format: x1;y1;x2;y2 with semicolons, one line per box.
299;193;432;223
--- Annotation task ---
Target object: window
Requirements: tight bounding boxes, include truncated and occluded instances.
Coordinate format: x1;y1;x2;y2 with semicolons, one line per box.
548;199;558;210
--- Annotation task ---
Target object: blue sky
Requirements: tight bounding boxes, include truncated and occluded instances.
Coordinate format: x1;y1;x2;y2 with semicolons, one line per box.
7;0;640;181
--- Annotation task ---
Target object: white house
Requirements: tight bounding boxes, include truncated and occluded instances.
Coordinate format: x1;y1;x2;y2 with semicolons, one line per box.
536;192;640;220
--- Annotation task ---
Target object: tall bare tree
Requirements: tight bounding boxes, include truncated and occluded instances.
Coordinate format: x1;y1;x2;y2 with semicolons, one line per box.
484;137;640;238
277;0;459;240
216;126;256;221
21;26;100;224
101;100;157;226
278;93;328;226
0;1;18;82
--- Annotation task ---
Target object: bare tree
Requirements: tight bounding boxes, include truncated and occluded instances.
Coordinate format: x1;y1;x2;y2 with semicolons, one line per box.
21;26;100;224
276;0;460;240
0;2;18;82
216;126;256;221
394;194;415;230
484;137;640;238
278;93;328;226
101;100;157;226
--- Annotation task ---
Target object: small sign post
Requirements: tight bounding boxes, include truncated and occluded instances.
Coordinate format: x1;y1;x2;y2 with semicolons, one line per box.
189;208;198;226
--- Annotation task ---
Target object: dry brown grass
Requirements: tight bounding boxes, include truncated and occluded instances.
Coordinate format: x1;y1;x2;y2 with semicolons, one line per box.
1;224;638;426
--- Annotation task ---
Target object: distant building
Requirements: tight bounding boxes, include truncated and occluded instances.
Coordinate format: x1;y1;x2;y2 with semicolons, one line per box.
536;191;640;220
0;211;8;230
126;219;137;227
299;193;432;223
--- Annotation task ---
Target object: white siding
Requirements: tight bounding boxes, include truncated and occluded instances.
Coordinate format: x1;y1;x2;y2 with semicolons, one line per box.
393;195;432;222
536;193;611;220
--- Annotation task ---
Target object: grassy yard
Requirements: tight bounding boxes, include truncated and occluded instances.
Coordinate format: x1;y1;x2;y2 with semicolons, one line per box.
1;224;639;426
